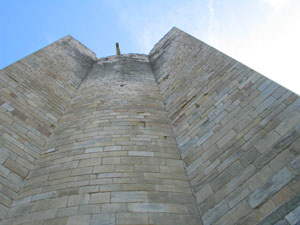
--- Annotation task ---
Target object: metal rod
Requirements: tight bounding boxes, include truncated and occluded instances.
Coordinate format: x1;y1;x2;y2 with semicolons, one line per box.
116;42;121;55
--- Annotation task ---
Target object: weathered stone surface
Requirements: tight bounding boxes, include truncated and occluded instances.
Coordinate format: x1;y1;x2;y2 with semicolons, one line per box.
285;205;300;225
214;200;251;225
1;51;196;225
43;217;68;225
288;155;300;175
56;206;78;217
127;203;167;212
31;209;57;221
91;213;115;225
0;34;97;214
68;194;90;206
149;212;181;225
101;203;126;213
226;184;250;208
202;200;229;225
246;165;274;191
7;203;33;218
90;193;110;204
1;27;300;225
248;167;294;208
116;212;148;225
258;194;300;225
66;215;91;225
149;27;300;224
111;191;148;203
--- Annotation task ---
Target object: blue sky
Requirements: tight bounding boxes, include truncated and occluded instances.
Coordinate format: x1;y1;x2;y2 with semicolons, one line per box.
1;0;300;94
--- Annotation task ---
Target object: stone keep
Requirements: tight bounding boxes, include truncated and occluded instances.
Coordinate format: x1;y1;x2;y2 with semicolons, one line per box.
0;27;299;225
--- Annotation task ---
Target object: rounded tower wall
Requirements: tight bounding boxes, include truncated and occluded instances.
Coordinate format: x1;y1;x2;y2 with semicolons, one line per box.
5;55;199;225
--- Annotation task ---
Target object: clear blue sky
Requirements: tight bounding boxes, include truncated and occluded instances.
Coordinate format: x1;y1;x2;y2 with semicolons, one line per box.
1;0;300;94
0;0;140;67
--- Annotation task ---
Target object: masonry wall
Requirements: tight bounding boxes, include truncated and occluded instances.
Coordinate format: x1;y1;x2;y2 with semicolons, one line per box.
150;28;300;225
0;37;96;220
2;27;300;225
1;54;200;225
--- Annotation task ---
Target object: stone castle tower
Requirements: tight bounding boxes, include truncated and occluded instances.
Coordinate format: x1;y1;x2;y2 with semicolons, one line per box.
0;27;299;225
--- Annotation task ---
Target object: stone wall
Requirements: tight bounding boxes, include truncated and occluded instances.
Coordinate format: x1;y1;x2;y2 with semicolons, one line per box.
149;27;300;225
0;36;96;220
1;27;300;225
1;54;200;225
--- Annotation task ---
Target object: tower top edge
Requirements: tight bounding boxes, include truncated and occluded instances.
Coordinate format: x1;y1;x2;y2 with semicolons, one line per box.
96;53;149;63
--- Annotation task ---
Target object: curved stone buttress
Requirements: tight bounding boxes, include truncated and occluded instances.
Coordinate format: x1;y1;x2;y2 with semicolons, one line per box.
4;55;200;225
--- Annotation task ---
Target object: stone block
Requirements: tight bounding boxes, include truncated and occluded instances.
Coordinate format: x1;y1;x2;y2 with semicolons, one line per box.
31;209;57;221
31;196;68;212
71;167;93;176
127;203;167;212
66;215;91;225
32;191;57;201
259;199;277;217
258;194;300;225
248;167;294;208
57;188;79;197
202;200;229;225
7;203;33;218
273;125;300;152
128;151;154;157
90;192;110;204
48;170;71;180
141;157;165;165
56;206;78;217
11;196;32;207
214;200;251;225
104;146;121;151
269;150;294;173
103;157;120;165
135;165;159;173
0;164;10;177
246;165;274;191
111;191;148;203
276;111;300;136
4;159;28;178
78;158;101;167
226;184;250;208
217;150;241;173
149;212;181;225
285;205;300;225
91;213;115;225
216;130;236;149
239;148;260;167
168;193;193;205
211;170;232;192
43;217;68;225
116;212;148;225
85;147;104;153
68;194;90;206
93;165;114;173
288;155;300;175
102;203;127;213
79;185;99;194
195;183;213;204
254;131;281;154
272;185;294;206
227;164;256;191
79;205;101;214
197;130;214;147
